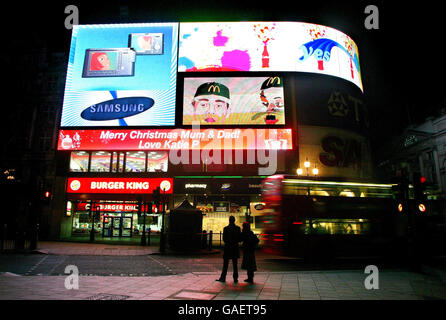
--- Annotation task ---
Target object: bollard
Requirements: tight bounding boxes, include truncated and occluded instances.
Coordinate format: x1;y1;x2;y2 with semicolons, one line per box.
201;230;207;249
209;230;213;250
1;224;6;253
147;228;151;246
15;232;25;251
30;224;38;251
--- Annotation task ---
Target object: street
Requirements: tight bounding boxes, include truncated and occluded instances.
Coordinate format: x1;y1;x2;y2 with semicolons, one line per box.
0;250;412;277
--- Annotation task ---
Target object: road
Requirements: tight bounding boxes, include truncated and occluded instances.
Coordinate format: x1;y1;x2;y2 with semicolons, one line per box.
0;251;408;277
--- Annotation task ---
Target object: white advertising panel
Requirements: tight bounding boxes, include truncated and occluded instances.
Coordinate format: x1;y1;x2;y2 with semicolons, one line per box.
179;22;362;91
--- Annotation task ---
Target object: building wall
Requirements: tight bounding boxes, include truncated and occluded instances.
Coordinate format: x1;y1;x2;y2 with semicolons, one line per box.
378;113;446;199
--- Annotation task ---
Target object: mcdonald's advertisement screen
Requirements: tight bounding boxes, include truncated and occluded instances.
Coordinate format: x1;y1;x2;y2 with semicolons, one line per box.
183;77;285;125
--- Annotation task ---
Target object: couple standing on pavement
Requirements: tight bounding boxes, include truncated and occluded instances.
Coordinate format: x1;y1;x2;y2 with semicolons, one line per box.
216;216;259;284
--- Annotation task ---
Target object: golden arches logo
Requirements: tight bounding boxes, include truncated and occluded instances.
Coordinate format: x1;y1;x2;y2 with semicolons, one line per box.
266;77;281;86
208;85;221;93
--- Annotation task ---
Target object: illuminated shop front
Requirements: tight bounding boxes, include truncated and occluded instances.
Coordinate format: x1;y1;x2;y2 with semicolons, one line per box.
69;201;162;237
173;177;267;234
64;177;172;239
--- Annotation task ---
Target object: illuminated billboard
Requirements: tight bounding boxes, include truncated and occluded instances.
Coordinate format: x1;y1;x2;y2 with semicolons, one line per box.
178;22;362;91
183;76;285;125
61;23;178;127
58;128;293;151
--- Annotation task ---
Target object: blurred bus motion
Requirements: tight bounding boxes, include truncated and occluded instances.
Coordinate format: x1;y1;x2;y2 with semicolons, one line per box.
260;175;445;260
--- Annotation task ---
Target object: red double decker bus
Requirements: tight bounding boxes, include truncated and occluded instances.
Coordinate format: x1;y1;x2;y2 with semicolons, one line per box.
260;175;398;259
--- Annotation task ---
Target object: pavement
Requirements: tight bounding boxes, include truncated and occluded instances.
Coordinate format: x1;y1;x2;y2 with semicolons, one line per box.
0;241;445;300
1;270;445;300
33;241;156;256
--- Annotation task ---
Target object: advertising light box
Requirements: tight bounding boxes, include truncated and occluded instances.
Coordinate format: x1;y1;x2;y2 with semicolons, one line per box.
179;22;363;91
58;128;293;151
67;178;173;194
61;23;178;127
183;77;285;125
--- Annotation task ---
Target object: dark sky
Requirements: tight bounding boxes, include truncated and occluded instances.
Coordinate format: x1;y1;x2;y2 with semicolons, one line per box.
4;0;445;146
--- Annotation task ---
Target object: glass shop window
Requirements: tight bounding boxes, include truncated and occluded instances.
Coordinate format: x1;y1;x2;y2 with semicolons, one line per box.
111;152;126;172
147;151;168;172
70;151;90;172
90;151;112;172
125;151;146;172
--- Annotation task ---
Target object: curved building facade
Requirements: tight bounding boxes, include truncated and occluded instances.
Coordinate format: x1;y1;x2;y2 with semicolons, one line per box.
49;21;370;241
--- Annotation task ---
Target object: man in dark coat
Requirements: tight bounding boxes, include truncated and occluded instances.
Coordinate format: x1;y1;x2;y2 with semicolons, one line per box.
216;216;241;283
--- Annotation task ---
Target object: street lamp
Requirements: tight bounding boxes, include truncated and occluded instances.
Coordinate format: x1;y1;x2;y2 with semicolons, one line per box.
139;197;146;246
90;201;98;242
297;158;319;179
159;187;167;254
297;158;320;196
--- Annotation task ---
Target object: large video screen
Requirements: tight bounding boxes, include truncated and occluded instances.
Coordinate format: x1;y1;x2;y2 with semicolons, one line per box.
61;23;178;127
178;22;362;91
183;77;285;125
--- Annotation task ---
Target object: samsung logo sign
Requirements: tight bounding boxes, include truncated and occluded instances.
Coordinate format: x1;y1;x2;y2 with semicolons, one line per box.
81;97;154;121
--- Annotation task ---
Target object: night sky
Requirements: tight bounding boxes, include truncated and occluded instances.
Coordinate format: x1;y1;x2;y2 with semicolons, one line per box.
4;0;445;149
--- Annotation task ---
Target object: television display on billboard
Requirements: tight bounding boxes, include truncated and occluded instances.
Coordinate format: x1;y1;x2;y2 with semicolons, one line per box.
128;33;164;55
183;77;285;125
61;23;178;127
82;48;136;77
178;22;362;91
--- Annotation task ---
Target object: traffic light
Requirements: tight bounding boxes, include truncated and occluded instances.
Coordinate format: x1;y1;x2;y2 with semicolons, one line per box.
412;172;428;214
42;190;51;204
392;168;409;214
417;203;427;213
153;186;161;208
413;172;427;201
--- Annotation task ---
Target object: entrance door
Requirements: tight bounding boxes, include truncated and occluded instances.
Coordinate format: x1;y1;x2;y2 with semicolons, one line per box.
102;215;112;237
101;214;133;238
112;217;121;237
121;217;133;237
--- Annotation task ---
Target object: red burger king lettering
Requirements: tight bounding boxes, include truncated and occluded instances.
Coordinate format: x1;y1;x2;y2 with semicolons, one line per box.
67;178;172;194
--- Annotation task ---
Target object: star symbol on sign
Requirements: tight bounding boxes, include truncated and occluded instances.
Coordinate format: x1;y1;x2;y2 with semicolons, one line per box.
327;91;349;117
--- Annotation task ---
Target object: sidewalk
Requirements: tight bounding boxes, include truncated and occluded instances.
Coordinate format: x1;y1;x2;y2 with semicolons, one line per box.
33;241;156;256
1;270;445;300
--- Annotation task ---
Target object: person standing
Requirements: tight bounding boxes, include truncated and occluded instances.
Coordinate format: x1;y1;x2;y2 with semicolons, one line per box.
241;221;259;283
216;216;241;283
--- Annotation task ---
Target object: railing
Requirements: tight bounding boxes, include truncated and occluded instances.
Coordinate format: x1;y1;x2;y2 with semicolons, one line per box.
1;239;32;252
1;228;37;253
198;231;262;250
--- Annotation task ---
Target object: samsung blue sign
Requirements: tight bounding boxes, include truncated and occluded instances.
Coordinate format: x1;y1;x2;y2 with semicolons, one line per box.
81;97;154;121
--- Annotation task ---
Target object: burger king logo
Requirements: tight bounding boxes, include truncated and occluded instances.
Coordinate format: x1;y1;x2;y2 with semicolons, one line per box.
70;180;81;191
160;180;171;192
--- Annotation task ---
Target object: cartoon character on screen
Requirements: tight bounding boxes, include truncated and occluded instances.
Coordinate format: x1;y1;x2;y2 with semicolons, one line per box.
252;77;284;124
90;52;111;71
191;82;231;124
